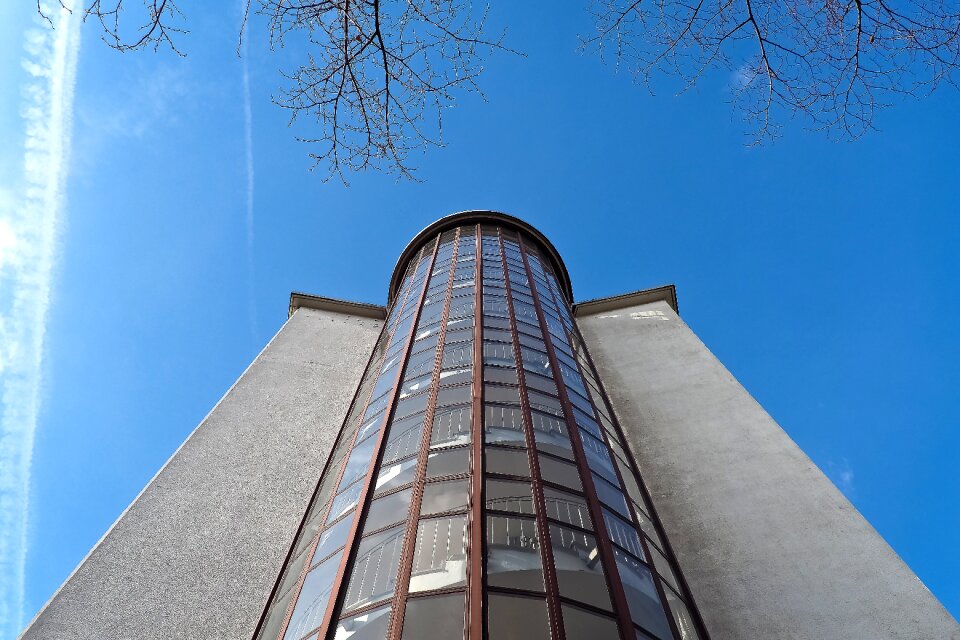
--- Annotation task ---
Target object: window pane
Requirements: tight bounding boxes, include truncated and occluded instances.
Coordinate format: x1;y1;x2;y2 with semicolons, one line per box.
402;593;465;640
523;372;558;396
487;594;550;640
538;455;582;491
665;588;701;640
383;413;425;464
485;446;530;478
432;405;472;448
409;515;468;592
365;487;413;532
543;487;592;530
332;604;392;640
284;550;343;640
395;391;430;420
650;544;681;593
593;474;630;518
313;515;354;563
421;479;469;516
484;404;526;446
486;515;544;592
484;366;518;385
375;456;418;496
549;524;611;611
614;549;672;640
439;367;472;387
530;410;574;460
426;447;470;479
603;508;645;560
436;384;472;408
485;479;535;515
561;604;620;640
341;525;405;613
485;384;521;404
327;480;363;524
339;435;378;490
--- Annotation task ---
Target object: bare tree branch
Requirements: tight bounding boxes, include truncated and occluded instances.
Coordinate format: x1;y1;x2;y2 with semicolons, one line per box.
254;0;516;182
585;0;960;140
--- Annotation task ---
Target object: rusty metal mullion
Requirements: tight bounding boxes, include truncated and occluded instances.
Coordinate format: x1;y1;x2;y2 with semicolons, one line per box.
497;227;566;640
541;280;686;640
517;233;634;640
251;297;390;639
466;223;485;640
272;246;429;640
297;237;440;640
386;227;463;640
565;316;712;640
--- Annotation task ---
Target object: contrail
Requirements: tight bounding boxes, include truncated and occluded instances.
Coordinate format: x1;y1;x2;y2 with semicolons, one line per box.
0;4;82;636
240;2;257;342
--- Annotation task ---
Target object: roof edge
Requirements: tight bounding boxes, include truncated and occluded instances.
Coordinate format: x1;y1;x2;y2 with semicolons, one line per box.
573;285;679;317
388;210;573;305
289;292;387;320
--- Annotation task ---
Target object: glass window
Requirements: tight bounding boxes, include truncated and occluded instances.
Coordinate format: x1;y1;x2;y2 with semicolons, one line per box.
486;515;544;592
341;525;405;613
613;549;672;640
486;594;550;640
581;433;619;483
484;328;512;343
445;326;474;344
483;340;515;367
365;487;413;532
383;413;425;464
561;604;620;640
484;404;526;447
543;487;592;530
327;479;363;524
432;405;471;448
526;390;564;417
438;367;472;387
485;446;530;477
441;342;473;370
436;384;472;408
593;474;631;519
636;509;665;552
484;366;518;385
603;509;645;560
426;447;470;479
313;514;354;563
650;544;681;593
284;550;344;640
523;372;558;396
665;588;701;640
409;515;468;592
538;454;582;491
485;384;521;404
338;435;378;491
549;524;611;611
485;479;535;515
530;410;574;460
520;347;551;377
401;593;465;640
400;372;433;399
374;456;418;496
421;479;469;516
395;391;430;420
332;603;392;640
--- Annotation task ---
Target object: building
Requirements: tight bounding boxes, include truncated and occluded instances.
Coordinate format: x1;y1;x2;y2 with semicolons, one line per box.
20;212;959;640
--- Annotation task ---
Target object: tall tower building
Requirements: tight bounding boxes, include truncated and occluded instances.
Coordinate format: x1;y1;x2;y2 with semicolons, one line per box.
21;212;959;640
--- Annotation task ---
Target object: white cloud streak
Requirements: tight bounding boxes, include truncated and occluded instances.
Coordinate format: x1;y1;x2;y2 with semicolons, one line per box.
240;5;257;341
0;4;81;636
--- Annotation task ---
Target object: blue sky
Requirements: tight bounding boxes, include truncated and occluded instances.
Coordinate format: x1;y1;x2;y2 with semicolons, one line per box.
1;3;958;637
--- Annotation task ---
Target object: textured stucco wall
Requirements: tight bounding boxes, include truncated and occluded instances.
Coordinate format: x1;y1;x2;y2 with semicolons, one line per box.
577;299;959;640
21;306;383;640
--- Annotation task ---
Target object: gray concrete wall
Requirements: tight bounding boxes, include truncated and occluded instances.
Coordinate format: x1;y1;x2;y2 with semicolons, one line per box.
21;306;383;640
577;298;959;640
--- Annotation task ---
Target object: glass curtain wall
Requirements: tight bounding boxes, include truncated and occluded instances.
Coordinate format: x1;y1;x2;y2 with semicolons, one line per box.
254;221;707;640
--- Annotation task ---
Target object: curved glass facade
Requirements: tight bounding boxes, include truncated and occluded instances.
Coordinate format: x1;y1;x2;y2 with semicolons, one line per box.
254;217;708;640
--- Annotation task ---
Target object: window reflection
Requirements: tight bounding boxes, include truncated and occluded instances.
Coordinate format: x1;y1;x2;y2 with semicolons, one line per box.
409;515;468;592
332;604;392;640
549;524;612;611
486;515;544;592
341;526;405;613
401;593;465;640
486;594;550;640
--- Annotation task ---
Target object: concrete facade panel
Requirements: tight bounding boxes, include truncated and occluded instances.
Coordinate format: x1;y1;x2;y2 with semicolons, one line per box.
21;307;383;640
577;299;959;640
